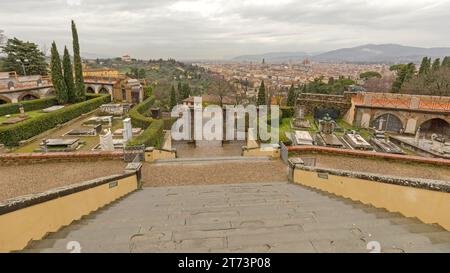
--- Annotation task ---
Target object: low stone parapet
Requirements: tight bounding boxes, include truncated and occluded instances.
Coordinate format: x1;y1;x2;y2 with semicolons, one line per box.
288;145;450;167
288;158;450;232
144;147;177;162
242;144;280;158
0;169;141;252
0;151;124;165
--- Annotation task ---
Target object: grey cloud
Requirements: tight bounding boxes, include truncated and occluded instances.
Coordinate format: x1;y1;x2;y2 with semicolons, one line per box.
0;0;449;59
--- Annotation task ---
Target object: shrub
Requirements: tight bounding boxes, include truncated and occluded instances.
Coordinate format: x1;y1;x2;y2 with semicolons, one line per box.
280;106;294;119
0;94;111;146
0;97;58;116
127;119;164;148
129;97;155;129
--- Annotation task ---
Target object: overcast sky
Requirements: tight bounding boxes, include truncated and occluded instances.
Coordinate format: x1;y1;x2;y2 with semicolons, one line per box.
1;0;450;59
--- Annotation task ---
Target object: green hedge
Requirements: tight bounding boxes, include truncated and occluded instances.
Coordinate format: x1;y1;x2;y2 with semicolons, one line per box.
0;94;111;146
129;97;155;129
0;97;59;116
127;119;164;148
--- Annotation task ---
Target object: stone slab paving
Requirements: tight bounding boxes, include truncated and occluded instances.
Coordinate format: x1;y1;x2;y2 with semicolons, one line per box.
24;182;450;253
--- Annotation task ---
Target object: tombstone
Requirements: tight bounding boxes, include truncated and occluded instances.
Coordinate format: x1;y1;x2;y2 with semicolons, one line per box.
150;107;161;119
378;117;385;131
292;105;311;129
19;104;25;115
415;127;421;145
42;138;48;153
19;104;28;118
123;118;133;143
317;114;343;148
319;114;336;135
100;129;114;151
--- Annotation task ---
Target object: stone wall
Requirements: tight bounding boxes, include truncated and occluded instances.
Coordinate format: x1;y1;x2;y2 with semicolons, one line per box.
0;151;124;165
296;92;353;118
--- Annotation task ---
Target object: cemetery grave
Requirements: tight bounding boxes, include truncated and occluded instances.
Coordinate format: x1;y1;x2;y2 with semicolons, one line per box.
11;111;127;153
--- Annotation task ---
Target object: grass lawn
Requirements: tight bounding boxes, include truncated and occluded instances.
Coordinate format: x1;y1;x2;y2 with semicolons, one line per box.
336;119;371;139
279;117;294;143
0;110;48;125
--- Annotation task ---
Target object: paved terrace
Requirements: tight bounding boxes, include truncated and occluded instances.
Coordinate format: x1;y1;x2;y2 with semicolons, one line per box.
24;182;450;253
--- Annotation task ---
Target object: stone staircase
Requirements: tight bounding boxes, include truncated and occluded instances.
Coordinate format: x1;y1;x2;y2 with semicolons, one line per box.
21;182;450;253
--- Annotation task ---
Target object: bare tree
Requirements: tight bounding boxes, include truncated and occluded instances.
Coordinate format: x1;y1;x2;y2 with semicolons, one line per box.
363;75;394;92
208;75;235;107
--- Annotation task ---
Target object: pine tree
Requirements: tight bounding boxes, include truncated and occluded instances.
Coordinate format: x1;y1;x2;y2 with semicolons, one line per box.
72;20;85;102
432;58;441;71
286;84;296;107
170;85;177;109
50;42;68;104
63;46;76;103
257;80;266;106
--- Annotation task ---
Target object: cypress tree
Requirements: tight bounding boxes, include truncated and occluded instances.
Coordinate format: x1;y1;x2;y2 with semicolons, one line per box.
50;42;68;104
72;20;85;101
170;85;177;109
177;81;183;101
62;46;76;103
432;58;441;71
182;83;191;99
418;57;431;75
257;80;266;106
442;56;450;68
286;84;296;107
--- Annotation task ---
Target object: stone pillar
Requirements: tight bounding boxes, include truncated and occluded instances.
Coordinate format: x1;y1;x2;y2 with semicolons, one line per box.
405;118;417;134
287;158;305;183
360;113;371;128
100;129;114;151
123;118;133;143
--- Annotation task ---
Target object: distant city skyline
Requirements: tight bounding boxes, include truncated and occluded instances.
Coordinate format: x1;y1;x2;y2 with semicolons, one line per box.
1;0;450;60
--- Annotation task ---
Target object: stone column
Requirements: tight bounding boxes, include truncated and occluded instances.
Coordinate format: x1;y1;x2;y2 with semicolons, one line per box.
123;118;133;143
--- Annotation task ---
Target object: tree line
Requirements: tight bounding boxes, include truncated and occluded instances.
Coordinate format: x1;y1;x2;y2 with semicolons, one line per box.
391;56;450;96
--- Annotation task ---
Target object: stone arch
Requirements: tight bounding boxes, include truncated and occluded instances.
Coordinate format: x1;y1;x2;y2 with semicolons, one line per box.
371;113;404;132
18;92;40;101
99;86;110;94
86;86;96;94
0;95;11;104
419;118;450;138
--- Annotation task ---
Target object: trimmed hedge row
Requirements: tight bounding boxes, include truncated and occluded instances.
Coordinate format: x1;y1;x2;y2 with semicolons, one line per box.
0;94;111;146
129;97;155;129
127;119;164;148
0;97;59;116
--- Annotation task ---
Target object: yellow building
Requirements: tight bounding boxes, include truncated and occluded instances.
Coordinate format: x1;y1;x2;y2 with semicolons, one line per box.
83;68;146;104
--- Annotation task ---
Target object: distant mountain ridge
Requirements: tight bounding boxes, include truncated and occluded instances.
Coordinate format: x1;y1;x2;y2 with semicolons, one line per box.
231;44;450;63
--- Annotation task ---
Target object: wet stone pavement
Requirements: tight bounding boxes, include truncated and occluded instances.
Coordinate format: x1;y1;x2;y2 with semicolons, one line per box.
24;182;450;253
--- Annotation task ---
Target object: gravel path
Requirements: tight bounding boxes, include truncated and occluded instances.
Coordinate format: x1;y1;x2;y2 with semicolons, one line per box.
141;159;288;187
299;153;450;181
0;161;127;202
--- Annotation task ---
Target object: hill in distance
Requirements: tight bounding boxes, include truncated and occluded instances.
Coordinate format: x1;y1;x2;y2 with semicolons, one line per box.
232;44;450;64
